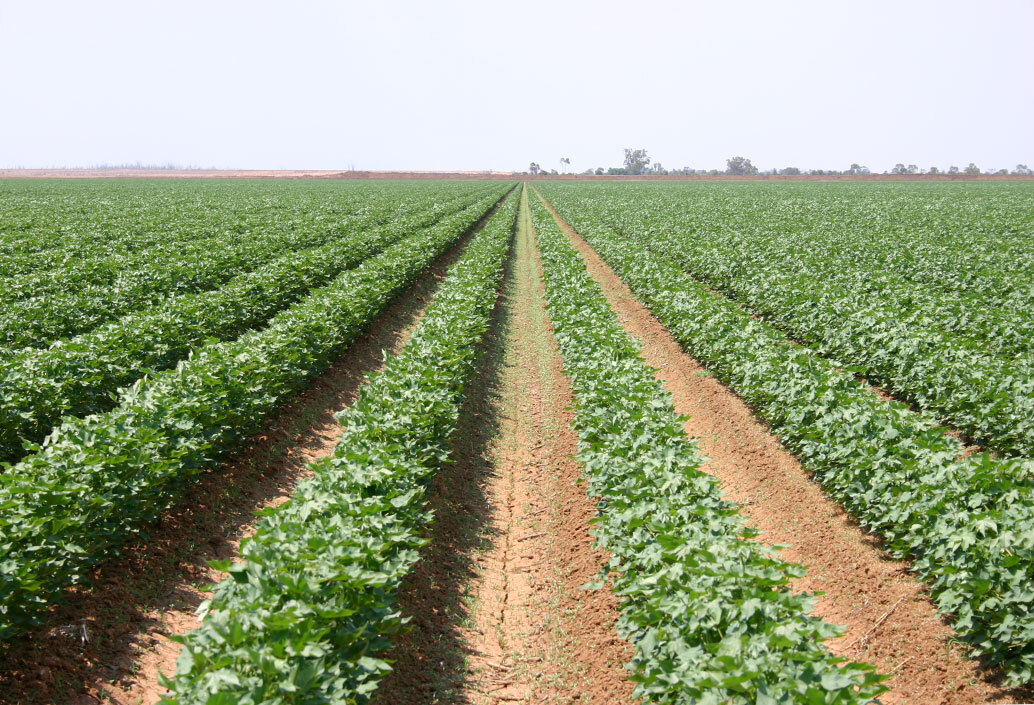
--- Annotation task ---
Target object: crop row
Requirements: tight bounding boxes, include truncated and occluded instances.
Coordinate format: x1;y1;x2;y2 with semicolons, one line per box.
530;193;885;703
0;188;506;465
533;189;1034;685
635;228;1034;459
163;188;519;704
0;184;514;641
0;181;499;352
556;182;1034;355
0;180;481;293
537;183;1034;460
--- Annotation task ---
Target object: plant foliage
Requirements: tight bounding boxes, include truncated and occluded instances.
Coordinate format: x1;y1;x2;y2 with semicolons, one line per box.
536;181;1034;459
530;192;885;703
536;184;1034;685
162;188;519;704
0;187;503;464
0;185;514;641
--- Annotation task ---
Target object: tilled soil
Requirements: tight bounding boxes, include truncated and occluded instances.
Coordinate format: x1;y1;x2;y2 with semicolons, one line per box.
534;187;1026;705
376;188;634;704
1;169;1026;181
6;184;1027;705
0;228;479;705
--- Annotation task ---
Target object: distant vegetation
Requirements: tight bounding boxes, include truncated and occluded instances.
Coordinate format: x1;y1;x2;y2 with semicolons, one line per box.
528;150;1033;176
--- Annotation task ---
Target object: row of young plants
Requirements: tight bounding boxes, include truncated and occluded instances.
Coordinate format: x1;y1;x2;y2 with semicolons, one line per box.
537;183;1034;458
533;189;1034;685
529;193;885;703
0;180;464;296
0;180;283;279
0;223;337;351
0;181;242;286
632;228;1034;458
539;182;1034;354
163;188;520;705
0;184;515;641
0;189;505;465
0;229;306;349
0;181;500;352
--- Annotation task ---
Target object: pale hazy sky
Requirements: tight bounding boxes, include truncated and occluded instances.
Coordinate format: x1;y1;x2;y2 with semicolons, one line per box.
1;0;1031;173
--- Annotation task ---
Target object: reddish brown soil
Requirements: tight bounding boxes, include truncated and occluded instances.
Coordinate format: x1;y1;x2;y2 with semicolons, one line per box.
0;227;482;705
2;169;1028;181
376;188;634;704
527;173;1034;181
535;188;1029;705
0;169;518;180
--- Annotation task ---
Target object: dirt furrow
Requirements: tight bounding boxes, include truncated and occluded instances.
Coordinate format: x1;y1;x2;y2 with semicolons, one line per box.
534;189;1023;705
377;188;633;704
0;226;484;705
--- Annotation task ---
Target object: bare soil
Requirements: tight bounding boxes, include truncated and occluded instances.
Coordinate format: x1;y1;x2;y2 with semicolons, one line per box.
2;169;1028;181
0;169;519;180
376;188;634;704
5;179;1030;704
0;226;480;705
534;187;1029;705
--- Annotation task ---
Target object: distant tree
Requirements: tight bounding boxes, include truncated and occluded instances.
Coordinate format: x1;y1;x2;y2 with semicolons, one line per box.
529;162;541;175
964;163;981;175
906;164;919;174
726;156;759;175
1013;164;1033;175
995;168;1009;175
948;165;960;175
595;167;605;175
928;166;941;175
560;157;571;174
549;169;559;175
779;166;801;175
848;163;870;175
623;148;651;174
891;163;908;175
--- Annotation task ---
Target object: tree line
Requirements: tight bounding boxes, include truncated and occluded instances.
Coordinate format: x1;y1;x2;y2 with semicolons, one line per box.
526;150;1033;177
